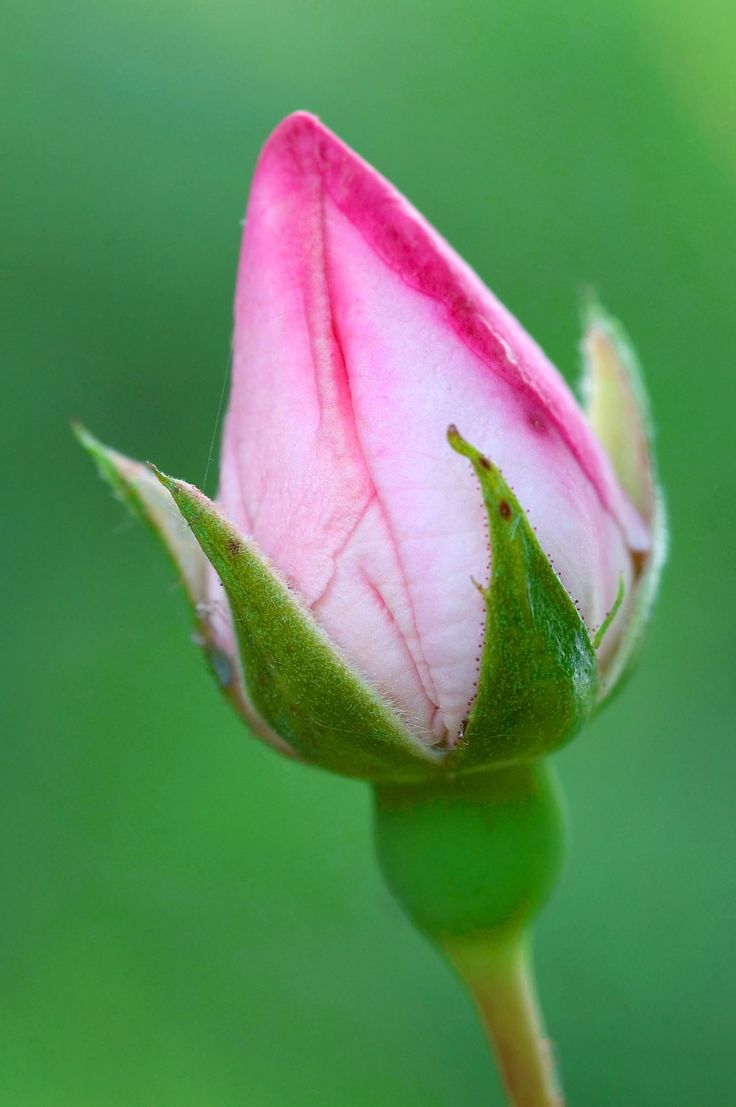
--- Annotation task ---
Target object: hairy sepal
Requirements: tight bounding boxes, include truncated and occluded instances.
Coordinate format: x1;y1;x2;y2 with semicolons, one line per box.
581;300;667;701
73;425;290;752
447;427;598;769
154;471;441;782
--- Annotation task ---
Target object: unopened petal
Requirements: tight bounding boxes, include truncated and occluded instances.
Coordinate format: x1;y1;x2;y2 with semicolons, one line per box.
218;114;651;742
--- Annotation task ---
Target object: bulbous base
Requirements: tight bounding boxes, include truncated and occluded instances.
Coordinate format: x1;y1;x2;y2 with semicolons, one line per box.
373;759;565;942
373;759;566;1107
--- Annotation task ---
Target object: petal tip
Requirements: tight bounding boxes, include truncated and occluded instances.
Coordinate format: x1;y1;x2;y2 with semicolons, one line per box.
258;110;335;177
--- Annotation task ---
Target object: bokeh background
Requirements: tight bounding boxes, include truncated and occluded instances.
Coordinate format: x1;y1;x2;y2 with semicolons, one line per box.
3;1;735;1104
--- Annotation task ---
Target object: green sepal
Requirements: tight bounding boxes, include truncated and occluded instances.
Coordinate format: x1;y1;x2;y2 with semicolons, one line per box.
592;574;625;651
374;760;565;942
580;299;667;701
73;424;294;753
153;470;440;782
581;294;656;520
73;423;210;607
447;427;598;769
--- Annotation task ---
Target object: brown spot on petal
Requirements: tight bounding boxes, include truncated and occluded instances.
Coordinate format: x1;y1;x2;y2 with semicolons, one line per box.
227;537;242;556
478;456;492;470
499;500;512;519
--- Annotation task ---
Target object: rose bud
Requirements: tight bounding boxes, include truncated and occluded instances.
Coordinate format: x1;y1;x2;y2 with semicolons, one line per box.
77;112;663;780
77;112;666;1107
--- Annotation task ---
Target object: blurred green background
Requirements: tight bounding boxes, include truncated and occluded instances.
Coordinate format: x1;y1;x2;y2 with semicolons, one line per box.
3;1;735;1104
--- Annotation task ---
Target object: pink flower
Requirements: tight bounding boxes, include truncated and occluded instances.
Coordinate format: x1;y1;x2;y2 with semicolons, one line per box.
210;111;655;750
77;116;666;1099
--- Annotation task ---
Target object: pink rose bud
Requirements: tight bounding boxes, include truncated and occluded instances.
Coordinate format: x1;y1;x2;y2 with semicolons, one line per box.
76;115;666;1100
212;112;656;748
78;112;663;776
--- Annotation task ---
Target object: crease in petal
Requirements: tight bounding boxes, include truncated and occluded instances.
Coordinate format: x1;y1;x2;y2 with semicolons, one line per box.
220;115;375;608
311;498;441;743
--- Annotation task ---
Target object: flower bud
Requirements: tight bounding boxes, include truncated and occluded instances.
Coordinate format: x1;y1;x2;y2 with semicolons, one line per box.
78;113;663;782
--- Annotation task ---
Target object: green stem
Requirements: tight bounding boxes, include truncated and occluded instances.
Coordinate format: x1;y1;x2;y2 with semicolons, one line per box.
373;762;566;1105
445;933;563;1107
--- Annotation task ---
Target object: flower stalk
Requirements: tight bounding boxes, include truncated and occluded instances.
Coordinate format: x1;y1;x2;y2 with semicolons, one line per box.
446;934;562;1107
373;761;566;1107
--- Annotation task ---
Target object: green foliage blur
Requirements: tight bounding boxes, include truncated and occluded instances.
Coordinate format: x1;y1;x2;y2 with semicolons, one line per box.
3;1;734;1103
